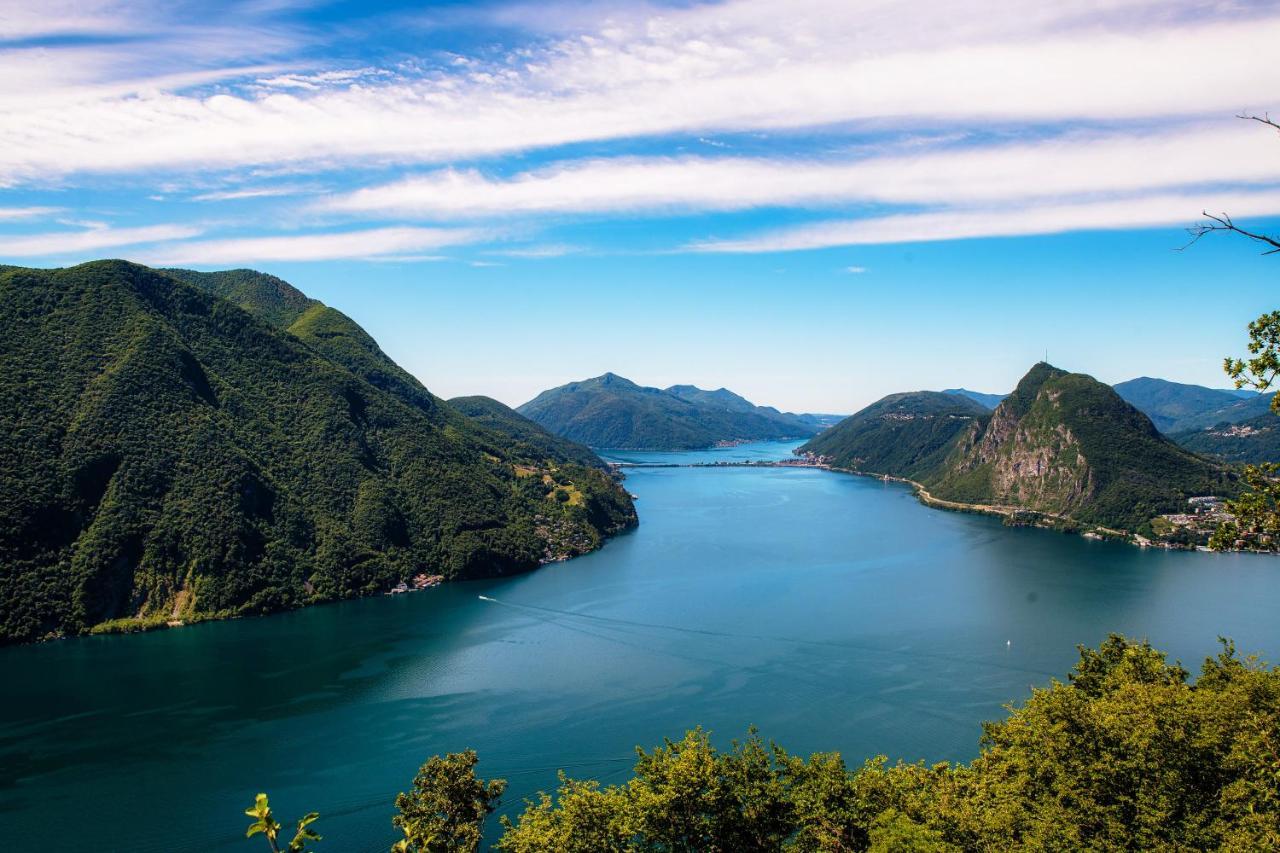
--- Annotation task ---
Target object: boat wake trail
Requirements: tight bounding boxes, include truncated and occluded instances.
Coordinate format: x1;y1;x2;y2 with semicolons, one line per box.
476;594;1055;679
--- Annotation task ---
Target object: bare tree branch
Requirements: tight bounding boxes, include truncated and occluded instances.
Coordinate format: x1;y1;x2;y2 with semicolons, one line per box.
1180;114;1280;254
1182;211;1280;255
1238;112;1280;134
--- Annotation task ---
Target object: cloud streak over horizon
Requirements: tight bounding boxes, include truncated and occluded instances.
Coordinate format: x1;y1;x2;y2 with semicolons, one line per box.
0;0;1277;263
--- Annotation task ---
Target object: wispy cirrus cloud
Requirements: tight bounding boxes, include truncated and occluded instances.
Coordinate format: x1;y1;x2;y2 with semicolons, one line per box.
190;184;315;202
687;189;1280;253
321;123;1280;219
0;205;59;220
133;225;486;265
0;223;201;257
490;244;581;259
1;0;1276;259
0;1;1276;185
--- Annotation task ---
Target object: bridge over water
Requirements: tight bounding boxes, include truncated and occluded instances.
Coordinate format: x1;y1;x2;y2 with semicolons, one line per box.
610;459;828;469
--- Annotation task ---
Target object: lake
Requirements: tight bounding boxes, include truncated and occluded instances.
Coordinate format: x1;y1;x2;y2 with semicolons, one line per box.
2;440;1277;851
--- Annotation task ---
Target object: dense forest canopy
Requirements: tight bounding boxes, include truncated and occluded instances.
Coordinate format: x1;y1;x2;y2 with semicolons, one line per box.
0;261;635;643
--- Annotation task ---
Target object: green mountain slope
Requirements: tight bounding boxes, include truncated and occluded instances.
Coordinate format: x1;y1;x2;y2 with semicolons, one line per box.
0;261;634;643
799;392;990;480
517;373;820;449
1113;376;1272;434
448;395;606;469
929;364;1233;531
1171;413;1280;464
165;267;443;416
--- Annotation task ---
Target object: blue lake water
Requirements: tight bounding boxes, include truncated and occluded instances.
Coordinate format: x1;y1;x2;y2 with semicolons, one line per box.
2;441;1277;851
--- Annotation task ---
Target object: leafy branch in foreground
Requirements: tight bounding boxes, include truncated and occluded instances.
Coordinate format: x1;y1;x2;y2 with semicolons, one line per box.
1224;311;1280;406
244;793;321;853
1209;462;1280;550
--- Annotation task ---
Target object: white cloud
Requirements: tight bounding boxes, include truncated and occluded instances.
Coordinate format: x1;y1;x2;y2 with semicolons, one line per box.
0;206;59;221
190;185;313;201
0;0;138;40
688;189;1280;253
0;224;201;258
134;226;485;265
0;1;1276;183
322;123;1280;218
844;266;867;274
491;244;581;258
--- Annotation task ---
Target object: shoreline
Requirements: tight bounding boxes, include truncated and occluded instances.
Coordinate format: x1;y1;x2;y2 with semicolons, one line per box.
22;517;639;647
611;454;1246;554
821;465;1220;553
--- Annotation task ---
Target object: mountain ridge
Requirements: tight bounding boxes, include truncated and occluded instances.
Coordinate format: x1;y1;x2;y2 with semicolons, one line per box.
1111;376;1271;434
0;261;635;644
804;363;1234;536
517;373;821;450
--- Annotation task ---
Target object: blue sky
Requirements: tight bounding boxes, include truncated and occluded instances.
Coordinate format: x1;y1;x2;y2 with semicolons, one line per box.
1;0;1278;412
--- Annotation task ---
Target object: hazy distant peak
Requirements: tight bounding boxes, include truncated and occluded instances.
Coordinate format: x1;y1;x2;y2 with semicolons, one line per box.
941;388;1007;410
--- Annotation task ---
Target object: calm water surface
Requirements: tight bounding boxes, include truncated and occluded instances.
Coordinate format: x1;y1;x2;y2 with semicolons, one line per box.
2;441;1277;851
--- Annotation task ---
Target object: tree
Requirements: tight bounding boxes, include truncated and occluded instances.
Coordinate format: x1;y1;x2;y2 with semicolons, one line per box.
244;793;321;853
242;637;1280;851
392;750;506;853
1186;114;1280;550
493;635;1280;851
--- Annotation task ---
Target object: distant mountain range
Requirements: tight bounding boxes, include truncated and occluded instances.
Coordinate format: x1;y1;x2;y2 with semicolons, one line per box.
941;388;1008;409
0;261;635;644
807;363;1235;537
1111;377;1271;434
517;373;825;450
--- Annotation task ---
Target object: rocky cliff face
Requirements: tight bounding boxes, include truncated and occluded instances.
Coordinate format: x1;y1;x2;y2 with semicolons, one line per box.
926;363;1231;531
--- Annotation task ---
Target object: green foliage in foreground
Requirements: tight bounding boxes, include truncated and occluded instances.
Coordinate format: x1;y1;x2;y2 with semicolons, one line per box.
1210;462;1280;550
1214;310;1280;551
245;793;321;853
392;751;507;853
248;636;1280;851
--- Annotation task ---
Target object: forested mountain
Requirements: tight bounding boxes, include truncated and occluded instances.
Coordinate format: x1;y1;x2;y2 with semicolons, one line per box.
800;392;989;480
0;261;635;644
930;364;1233;531
794;412;847;428
1172;413;1280;464
805;364;1234;534
517;373;821;449
1113;376;1273;434
941;387;1007;409
448;395;606;469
